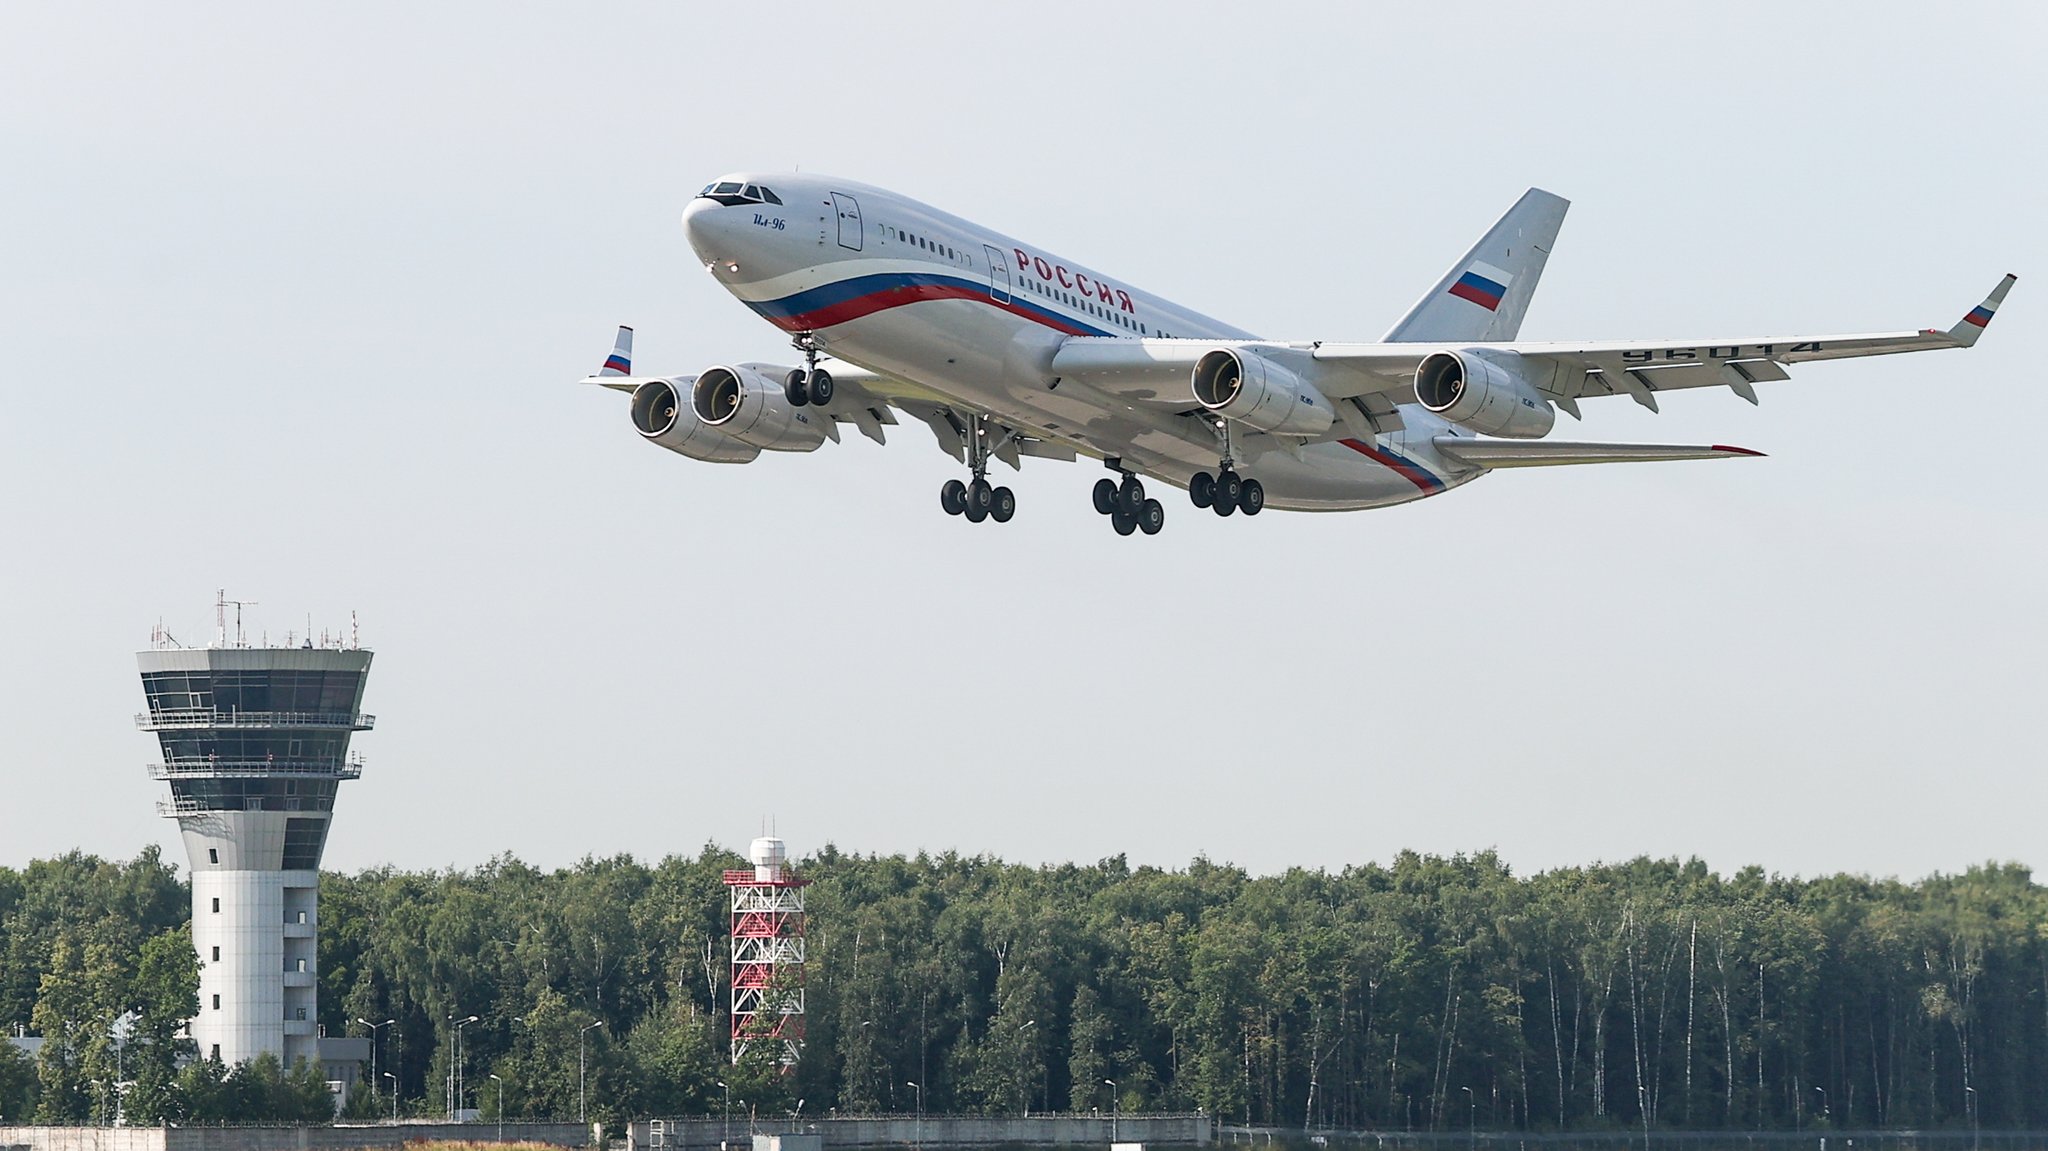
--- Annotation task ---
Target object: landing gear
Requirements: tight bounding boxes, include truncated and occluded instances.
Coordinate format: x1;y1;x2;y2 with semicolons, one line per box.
1092;461;1165;537
939;415;1014;526
1189;468;1264;517
784;333;835;407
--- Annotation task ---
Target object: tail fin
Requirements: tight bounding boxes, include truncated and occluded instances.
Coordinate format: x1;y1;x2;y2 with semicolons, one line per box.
1382;188;1570;343
598;325;634;376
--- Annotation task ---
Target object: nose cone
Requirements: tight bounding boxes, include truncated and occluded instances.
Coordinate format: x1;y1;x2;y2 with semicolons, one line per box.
681;197;728;263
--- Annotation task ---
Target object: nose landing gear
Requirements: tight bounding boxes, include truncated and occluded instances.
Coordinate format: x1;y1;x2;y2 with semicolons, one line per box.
783;332;836;407
939;414;1015;525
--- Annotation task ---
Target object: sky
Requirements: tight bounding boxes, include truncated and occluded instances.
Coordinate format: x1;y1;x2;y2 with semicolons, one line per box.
2;2;2043;882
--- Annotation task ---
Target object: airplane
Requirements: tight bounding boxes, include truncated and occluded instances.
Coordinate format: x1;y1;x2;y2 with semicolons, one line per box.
582;173;2013;536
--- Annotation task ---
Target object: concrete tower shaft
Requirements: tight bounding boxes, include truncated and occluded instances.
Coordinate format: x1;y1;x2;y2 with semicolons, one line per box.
138;646;373;1073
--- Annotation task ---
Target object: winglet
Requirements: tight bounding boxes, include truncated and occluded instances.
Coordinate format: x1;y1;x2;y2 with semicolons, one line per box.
1946;274;2016;347
598;325;634;376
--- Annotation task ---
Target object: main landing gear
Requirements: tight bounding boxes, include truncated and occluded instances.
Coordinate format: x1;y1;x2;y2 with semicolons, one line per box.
782;332;835;407
1091;462;1165;537
1188;465;1264;517
939;413;1015;525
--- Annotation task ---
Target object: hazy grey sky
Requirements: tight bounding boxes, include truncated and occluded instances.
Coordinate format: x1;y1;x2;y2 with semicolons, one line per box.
3;2;2043;881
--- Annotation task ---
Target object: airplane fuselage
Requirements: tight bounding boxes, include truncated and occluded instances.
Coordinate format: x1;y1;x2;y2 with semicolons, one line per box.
681;174;1473;511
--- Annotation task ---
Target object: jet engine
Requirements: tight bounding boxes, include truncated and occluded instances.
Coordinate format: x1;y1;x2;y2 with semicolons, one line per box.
629;378;760;463
1413;350;1555;438
1190;348;1336;437
689;364;831;452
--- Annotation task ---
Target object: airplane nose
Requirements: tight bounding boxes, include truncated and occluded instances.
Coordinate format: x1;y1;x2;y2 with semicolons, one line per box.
681;197;721;258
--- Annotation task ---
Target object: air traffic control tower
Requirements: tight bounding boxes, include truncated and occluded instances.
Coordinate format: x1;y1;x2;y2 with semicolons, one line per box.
137;619;373;1076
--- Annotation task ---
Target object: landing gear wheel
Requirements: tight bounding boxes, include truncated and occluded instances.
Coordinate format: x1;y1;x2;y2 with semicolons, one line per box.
1215;469;1243;509
969;477;994;513
940;479;967;516
1190;471;1215;508
1118;475;1147;517
1138;498;1165;535
1212;493;1237;517
783;369;810;407
990;486;1016;523
1092;478;1119;515
807;369;834;406
1111;510;1137;536
964;500;989;523
1239;478;1265;516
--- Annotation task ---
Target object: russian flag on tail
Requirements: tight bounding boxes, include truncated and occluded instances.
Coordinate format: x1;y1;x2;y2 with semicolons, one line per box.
1447;260;1513;311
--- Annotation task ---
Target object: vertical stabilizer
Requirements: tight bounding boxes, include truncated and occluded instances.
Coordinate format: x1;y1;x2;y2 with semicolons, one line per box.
1382;189;1569;343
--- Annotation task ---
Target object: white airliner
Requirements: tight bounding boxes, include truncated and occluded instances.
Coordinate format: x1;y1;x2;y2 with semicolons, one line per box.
584;173;2013;535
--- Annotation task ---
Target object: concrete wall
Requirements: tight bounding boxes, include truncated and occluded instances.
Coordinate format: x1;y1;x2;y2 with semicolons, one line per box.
632;1114;1212;1150
0;1123;589;1151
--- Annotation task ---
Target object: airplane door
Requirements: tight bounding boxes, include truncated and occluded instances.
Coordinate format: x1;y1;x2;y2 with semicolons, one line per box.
982;244;1012;304
831;192;863;252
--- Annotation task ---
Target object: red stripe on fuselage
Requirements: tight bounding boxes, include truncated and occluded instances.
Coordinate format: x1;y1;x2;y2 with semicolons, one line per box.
1339;438;1442;493
759;282;1097;336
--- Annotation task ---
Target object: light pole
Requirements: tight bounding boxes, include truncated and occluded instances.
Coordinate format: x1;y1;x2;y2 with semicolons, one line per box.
906;1080;923;1151
1461;1086;1474;1151
491;1073;504;1141
1965;1086;1979;1151
1814;1086;1828;1127
358;1018;396;1116
718;1081;730;1149
1016;1020;1037;1115
451;1015;479;1120
579;1020;604;1123
1105;1079;1118;1143
382;1072;397;1123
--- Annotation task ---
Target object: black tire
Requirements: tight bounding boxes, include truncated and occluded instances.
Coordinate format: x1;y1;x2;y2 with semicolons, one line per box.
1092;478;1118;515
965;499;989;523
783;369;809;406
1189;471;1214;508
1239;478;1265;516
1119;475;1146;517
969;477;994;512
808;369;835;406
1215;470;1243;508
990;486;1016;523
1111;510;1137;536
1212;494;1236;517
940;479;967;516
1139;498;1165;535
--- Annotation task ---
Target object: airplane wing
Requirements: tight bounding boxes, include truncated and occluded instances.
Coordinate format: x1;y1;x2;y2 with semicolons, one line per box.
1049;274;2016;422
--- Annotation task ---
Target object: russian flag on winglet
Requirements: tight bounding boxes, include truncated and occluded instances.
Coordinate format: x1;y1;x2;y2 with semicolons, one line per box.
1964;304;1995;328
1448;260;1512;311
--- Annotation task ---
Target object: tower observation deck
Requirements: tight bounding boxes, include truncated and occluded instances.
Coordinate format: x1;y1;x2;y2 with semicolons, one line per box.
137;637;373;1074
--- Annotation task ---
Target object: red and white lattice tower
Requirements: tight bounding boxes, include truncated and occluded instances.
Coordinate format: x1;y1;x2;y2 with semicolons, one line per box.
723;836;808;1066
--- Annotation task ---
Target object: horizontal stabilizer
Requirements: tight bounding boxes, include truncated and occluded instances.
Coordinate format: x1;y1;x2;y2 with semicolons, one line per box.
1434;437;1764;468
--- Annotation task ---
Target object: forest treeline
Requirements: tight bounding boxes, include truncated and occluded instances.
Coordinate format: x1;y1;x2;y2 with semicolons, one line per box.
1;846;2042;1130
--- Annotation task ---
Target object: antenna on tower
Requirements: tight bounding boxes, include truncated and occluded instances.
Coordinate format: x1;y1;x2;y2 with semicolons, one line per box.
215;590;258;648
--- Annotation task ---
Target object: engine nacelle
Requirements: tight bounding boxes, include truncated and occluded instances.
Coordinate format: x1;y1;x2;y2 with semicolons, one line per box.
1413;350;1555;438
689;364;830;452
629;378;759;463
1190;349;1336;437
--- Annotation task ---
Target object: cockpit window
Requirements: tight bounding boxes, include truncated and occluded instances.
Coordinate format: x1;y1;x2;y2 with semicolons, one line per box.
696;181;786;208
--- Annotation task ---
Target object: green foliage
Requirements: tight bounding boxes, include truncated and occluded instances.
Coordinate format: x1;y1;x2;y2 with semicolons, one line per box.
0;1037;37;1122
7;845;2048;1130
